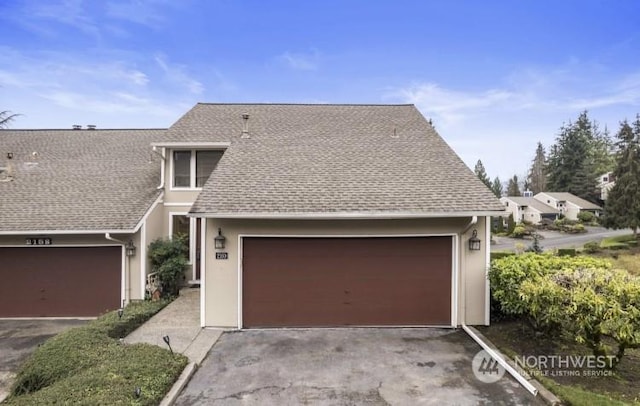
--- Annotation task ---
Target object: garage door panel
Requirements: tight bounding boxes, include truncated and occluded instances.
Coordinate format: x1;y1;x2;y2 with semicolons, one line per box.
0;247;121;317
243;237;452;327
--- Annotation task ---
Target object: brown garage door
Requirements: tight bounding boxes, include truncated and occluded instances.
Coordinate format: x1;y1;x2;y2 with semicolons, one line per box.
243;237;452;327
0;246;121;317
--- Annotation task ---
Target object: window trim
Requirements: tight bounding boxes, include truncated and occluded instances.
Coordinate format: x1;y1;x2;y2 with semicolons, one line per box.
169;148;225;191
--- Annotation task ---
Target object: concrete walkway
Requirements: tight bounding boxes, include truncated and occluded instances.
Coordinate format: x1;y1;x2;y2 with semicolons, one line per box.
124;287;223;364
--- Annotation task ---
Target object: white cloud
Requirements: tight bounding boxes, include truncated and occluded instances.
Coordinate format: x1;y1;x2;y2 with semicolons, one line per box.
280;50;320;71
154;54;204;94
388;64;640;180
105;0;167;26
0;47;201;128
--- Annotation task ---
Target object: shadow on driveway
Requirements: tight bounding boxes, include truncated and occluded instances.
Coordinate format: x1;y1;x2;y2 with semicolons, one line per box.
0;319;87;402
176;328;544;405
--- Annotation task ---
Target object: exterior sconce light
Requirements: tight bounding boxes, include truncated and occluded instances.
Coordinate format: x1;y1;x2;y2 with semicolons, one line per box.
117;308;124;319
125;240;136;257
468;229;481;251
7;152;13;160
214;228;226;250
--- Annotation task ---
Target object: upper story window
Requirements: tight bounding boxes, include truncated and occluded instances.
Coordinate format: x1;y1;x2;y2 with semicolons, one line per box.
172;150;224;189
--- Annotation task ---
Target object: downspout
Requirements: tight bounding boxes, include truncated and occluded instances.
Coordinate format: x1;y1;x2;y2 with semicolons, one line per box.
460;216;536;395
461;324;538;396
105;233;129;307
152;146;166;189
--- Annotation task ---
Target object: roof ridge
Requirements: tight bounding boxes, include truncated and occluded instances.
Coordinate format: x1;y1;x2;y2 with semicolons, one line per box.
2;128;167;131
195;102;415;107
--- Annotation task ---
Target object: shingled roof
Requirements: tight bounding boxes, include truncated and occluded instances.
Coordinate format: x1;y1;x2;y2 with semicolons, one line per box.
189;103;505;217
0;129;165;233
542;192;602;210
502;196;559;214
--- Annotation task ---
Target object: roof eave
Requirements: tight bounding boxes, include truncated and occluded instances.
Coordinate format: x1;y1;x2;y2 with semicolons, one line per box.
188;210;506;220
150;141;231;148
0;228;137;236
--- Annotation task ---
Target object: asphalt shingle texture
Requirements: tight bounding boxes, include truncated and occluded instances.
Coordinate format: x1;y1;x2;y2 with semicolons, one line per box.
187;104;505;215
0;129;165;232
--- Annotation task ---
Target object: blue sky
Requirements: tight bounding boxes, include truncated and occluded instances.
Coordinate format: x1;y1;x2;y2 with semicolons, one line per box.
2;1;640;181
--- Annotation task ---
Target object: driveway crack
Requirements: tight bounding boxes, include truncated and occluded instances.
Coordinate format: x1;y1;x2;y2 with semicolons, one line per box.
211;383;292;402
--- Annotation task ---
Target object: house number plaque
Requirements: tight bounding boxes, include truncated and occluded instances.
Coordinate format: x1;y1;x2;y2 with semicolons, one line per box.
215;252;228;260
26;237;52;245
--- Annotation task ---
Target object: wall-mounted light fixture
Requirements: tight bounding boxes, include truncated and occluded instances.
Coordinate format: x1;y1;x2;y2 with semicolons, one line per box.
125;240;136;257
214;228;226;250
468;229;481;251
7;152;13;160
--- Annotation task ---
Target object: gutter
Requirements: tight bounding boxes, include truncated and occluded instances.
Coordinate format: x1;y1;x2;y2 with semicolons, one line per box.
461;324;538;396
105;233;129;307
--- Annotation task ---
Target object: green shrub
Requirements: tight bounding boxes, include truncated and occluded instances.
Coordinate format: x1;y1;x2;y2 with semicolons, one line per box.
10;300;178;400
489;253;611;317
583;241;601;254
490;253;640;367
148;236;189;296
6;344;186;406
577;210;596;223
557;248;577;256
511;225;526;238
490;251;516;261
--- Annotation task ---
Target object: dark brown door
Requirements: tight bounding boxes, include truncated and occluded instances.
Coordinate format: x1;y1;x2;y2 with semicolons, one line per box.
242;237;452;327
0;246;121;317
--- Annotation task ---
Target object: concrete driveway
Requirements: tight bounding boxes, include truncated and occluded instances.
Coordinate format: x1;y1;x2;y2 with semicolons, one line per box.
0;319;87;402
175;328;543;405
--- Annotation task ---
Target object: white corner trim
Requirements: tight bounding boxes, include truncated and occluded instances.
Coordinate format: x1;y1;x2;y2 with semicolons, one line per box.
200;219;207;328
484;216;491;326
141;220;147;300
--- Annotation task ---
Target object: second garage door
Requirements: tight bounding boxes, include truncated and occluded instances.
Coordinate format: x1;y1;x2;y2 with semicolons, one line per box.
242;237;453;327
0;246;122;317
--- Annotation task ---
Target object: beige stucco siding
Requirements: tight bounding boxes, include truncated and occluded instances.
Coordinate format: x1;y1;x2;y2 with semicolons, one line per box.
202;217;489;328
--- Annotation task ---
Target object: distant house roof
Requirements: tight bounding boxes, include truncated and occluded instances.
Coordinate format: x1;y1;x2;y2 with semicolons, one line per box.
189;104;505;217
0;129;165;233
540;192;602;210
502;196;559;214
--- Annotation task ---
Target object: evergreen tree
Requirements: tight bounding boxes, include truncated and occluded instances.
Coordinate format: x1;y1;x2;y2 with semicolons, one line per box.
506;175;521;196
491;176;503;198
546;111;600;201
527;142;547;194
474;159;492;189
602;117;640;236
507;213;516;234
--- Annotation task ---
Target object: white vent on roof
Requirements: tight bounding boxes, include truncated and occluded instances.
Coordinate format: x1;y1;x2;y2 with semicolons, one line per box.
241;113;250;138
87;124;96;130
523;190;533;197
72;124;82;130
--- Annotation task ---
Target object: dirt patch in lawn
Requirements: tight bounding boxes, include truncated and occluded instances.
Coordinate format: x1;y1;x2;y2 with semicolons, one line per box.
478;321;640;404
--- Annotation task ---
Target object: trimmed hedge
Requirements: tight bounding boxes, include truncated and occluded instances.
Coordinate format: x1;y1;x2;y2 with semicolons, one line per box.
6;300;187;405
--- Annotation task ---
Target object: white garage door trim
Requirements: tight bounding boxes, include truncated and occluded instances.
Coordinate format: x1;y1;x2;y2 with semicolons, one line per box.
236;233;458;329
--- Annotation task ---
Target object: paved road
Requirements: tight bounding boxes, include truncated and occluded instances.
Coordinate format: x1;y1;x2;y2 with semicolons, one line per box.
492;227;633;252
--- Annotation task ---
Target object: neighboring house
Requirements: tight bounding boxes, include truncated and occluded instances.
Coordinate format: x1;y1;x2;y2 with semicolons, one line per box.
597;172;616;201
500;196;559;224
534;192;602;221
1;103;505;328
